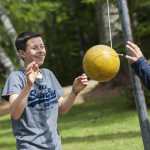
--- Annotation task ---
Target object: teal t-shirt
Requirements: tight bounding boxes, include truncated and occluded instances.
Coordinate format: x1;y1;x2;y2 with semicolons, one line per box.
1;68;64;150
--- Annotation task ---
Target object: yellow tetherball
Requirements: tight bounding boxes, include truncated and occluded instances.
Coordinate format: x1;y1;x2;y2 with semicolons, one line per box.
83;45;120;82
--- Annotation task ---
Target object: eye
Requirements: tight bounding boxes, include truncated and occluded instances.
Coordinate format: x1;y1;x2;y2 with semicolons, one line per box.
32;47;37;50
40;45;45;49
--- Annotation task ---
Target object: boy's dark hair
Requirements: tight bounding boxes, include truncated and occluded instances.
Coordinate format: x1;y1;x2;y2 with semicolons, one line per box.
15;31;41;51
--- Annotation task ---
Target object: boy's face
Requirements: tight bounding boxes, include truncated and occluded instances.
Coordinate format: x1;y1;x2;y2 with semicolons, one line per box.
19;37;46;67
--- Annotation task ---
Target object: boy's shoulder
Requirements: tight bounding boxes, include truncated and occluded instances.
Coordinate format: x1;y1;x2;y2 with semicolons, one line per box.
9;69;24;77
40;68;56;79
40;68;52;74
41;68;50;72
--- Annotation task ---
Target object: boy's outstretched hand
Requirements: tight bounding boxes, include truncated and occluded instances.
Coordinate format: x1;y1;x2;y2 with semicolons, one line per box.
25;61;39;86
72;73;88;94
125;41;143;63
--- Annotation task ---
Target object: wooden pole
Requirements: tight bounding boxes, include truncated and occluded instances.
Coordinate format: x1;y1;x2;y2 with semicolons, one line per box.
117;0;150;149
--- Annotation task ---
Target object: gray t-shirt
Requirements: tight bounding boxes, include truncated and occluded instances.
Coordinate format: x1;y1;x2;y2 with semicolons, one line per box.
1;68;64;150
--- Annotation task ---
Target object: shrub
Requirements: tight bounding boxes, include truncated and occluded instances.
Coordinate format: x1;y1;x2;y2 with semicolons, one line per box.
121;85;150;108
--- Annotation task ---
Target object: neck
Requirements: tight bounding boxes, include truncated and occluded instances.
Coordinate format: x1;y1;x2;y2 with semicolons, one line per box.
37;71;42;78
23;64;42;79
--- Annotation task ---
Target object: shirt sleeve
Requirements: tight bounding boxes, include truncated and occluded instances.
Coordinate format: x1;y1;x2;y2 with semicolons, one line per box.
131;56;150;91
1;71;23;101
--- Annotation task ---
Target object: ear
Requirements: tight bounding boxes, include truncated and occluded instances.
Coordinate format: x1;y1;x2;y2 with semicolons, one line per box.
18;50;25;59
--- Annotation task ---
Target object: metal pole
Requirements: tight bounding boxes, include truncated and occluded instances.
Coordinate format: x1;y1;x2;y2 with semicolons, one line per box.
117;0;150;149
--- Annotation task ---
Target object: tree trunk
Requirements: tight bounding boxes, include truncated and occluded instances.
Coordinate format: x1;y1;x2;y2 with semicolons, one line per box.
95;3;122;45
95;4;107;44
0;0;23;67
0;44;15;76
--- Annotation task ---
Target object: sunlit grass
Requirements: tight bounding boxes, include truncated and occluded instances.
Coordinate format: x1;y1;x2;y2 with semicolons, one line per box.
0;115;16;150
0;95;146;150
58;96;144;150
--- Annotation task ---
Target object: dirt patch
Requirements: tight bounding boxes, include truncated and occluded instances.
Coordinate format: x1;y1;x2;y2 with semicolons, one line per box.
82;83;121;100
82;73;130;100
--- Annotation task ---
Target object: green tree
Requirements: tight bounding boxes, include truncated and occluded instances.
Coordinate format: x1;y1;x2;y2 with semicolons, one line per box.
1;0;99;86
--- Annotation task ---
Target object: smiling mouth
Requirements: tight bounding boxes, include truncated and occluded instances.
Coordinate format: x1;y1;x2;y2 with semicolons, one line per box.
33;56;45;63
34;56;44;58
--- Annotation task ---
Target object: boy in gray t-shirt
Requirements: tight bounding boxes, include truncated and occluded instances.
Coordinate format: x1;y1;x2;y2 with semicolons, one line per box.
1;31;88;150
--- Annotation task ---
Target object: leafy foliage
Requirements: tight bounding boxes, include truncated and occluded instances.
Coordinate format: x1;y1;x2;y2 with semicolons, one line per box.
1;0;99;86
121;85;150;107
128;0;150;58
0;0;150;86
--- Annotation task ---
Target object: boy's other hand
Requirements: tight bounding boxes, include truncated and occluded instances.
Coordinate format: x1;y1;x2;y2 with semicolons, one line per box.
72;73;88;93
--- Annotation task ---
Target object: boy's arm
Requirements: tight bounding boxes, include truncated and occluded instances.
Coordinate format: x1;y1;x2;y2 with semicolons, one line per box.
9;62;39;120
9;83;32;120
58;74;88;115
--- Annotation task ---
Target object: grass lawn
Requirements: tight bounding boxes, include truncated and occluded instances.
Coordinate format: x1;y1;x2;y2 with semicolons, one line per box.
0;95;146;150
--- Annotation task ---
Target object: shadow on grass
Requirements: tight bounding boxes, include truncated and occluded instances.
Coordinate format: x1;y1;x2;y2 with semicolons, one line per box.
62;131;141;143
58;95;143;148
